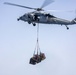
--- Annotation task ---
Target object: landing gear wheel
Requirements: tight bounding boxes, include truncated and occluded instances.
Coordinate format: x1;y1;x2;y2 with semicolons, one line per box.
65;25;69;30
67;27;69;30
33;23;36;26
28;21;31;24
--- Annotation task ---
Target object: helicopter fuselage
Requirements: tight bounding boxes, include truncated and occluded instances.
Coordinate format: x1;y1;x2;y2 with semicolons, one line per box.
18;11;75;26
4;2;76;29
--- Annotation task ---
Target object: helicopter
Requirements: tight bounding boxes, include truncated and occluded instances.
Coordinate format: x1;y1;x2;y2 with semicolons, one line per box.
4;0;76;30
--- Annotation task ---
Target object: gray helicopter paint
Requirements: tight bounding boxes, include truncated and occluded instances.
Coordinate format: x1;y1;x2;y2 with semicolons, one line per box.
19;12;76;25
4;2;76;26
47;17;71;25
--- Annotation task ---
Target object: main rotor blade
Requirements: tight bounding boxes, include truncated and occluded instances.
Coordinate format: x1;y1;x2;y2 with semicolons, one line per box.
46;10;73;12
4;2;36;10
41;0;54;8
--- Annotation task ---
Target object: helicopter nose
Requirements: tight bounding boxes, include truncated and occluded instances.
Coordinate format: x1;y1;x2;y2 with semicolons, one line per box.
18;14;27;21
22;14;28;20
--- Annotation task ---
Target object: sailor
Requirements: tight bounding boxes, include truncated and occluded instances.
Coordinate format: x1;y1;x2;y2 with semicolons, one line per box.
33;14;39;21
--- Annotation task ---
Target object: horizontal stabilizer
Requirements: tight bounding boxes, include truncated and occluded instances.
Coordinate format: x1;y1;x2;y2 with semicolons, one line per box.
72;18;76;24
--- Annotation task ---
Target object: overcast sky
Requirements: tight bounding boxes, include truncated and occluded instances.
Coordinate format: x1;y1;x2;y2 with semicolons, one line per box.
0;0;76;75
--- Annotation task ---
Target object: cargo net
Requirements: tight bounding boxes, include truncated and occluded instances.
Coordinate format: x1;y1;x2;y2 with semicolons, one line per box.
29;24;46;65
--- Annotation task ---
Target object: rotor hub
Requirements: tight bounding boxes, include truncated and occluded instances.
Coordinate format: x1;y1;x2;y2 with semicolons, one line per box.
36;8;43;11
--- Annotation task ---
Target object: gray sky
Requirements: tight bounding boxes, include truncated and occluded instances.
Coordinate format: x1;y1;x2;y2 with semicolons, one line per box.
0;0;76;75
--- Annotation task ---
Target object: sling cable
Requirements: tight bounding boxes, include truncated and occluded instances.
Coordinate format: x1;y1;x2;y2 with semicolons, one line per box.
29;24;46;65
